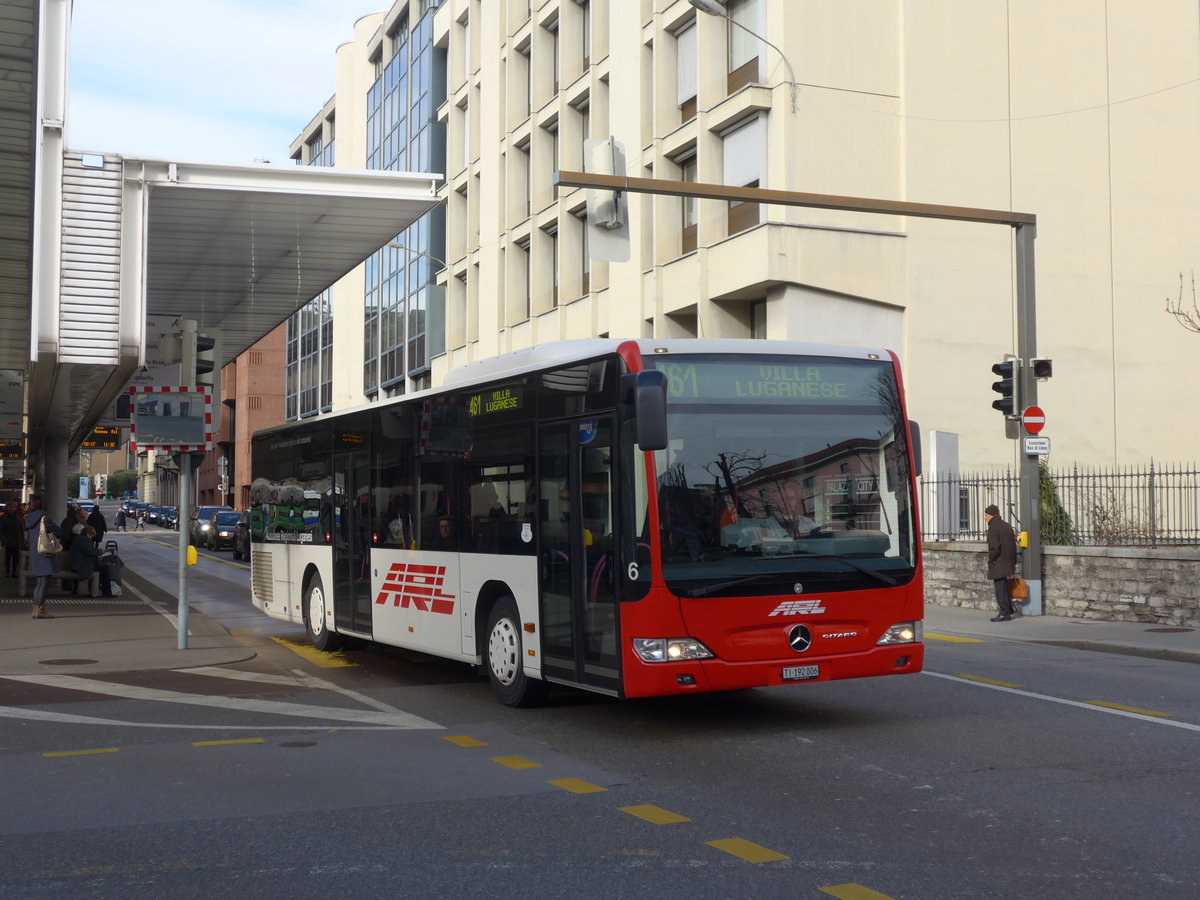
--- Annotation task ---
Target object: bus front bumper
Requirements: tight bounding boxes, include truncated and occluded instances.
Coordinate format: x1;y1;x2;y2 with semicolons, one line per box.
621;643;924;698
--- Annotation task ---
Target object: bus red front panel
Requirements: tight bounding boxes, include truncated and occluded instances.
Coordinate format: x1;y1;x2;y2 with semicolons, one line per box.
617;584;924;699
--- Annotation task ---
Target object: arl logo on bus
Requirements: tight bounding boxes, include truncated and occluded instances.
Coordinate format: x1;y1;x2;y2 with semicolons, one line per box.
768;600;827;617
375;563;456;615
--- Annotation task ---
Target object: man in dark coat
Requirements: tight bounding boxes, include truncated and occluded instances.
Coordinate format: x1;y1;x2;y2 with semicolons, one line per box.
985;504;1018;622
87;506;108;546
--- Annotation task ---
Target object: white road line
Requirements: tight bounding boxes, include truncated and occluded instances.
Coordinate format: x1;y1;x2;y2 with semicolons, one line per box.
174;666;404;715
119;578;185;633
924;671;1200;733
292;668;405;715
177;666;304;687
0;674;441;730
0;706;414;730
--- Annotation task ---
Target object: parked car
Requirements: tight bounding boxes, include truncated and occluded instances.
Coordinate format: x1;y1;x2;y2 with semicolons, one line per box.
232;510;251;561
205;510;242;550
190;506;232;546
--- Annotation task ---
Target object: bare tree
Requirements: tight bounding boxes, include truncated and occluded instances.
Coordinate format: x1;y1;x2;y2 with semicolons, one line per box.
1166;271;1200;333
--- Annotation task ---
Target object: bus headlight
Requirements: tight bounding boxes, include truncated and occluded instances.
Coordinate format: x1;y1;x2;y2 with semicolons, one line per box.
876;621;922;645
632;638;715;662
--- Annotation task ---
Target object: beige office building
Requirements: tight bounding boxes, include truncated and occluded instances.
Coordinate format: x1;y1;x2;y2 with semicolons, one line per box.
289;0;1200;473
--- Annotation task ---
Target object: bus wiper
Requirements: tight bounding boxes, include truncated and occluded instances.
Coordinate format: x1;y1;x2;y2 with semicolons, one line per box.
794;553;898;586
682;572;785;598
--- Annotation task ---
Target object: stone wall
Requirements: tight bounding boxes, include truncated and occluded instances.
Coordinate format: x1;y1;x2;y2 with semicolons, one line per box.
923;541;1200;627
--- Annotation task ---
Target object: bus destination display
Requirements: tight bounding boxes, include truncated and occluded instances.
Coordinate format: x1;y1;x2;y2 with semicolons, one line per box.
653;358;887;403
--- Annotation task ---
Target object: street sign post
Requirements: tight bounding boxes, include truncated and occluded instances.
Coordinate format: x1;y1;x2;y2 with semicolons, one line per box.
1021;406;1046;435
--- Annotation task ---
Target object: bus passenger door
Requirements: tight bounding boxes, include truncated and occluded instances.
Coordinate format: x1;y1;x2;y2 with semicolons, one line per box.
332;450;373;635
538;417;619;694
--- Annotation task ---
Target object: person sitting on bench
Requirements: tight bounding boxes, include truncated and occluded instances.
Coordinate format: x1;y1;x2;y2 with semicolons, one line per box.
65;524;100;594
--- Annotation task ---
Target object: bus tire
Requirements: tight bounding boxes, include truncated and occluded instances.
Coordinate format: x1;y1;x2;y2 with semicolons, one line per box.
486;597;546;707
304;573;343;652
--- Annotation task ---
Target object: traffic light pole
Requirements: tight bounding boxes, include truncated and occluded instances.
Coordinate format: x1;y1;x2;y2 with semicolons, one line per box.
1015;224;1043;615
554;170;1046;614
176;319;198;649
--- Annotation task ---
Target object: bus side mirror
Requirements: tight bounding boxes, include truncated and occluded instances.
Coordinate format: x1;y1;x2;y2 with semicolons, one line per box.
908;420;922;475
634;371;668;451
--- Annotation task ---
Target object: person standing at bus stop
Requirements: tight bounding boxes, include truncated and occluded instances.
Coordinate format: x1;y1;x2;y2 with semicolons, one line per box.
984;504;1018;622
24;495;59;618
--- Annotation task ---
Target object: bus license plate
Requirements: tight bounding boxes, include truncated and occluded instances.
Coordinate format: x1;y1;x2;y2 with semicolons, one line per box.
782;664;819;681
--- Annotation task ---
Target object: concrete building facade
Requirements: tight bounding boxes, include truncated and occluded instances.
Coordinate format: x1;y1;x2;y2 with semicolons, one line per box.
284;0;1200;475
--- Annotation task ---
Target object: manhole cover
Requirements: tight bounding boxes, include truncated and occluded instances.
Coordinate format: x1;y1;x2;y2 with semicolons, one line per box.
39;658;99;666
1144;627;1194;633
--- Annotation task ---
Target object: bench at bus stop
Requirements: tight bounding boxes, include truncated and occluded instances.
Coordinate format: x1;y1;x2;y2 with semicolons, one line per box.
15;549;101;599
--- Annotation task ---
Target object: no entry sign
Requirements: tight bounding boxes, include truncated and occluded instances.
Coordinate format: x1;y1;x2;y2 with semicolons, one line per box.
1022;406;1046;435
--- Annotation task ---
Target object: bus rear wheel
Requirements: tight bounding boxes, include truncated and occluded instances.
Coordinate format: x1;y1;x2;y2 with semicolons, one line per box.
486;597;546;707
304;574;343;652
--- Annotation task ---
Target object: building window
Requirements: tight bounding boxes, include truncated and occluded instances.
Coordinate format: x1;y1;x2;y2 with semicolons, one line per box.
518;42;531;121
286;290;333;421
576;208;590;295
726;0;759;93
516;237;531;320
722;115;762;235
364;6;446;395
676;151;698;253
580;0;591;67
750;299;766;339
543;224;559;307
675;19;697;122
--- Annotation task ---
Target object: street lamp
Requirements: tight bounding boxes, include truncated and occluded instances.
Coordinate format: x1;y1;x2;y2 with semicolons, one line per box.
688;0;798;112
384;241;448;270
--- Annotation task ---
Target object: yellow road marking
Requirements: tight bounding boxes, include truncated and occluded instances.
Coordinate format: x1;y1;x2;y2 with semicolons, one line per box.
491;755;542;770
954;673;1022;688
925;632;983;643
549;778;606;794
43;747;118;758
444;735;487;748
619;804;690;825
1085;700;1173;718
270;636;357;668
820;884;898;900
192;738;265;747
705;838;789;863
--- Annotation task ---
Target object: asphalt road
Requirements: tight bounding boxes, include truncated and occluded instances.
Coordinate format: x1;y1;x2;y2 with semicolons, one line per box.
1;514;1197;898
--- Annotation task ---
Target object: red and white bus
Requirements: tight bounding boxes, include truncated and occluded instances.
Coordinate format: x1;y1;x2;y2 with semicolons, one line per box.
249;339;923;706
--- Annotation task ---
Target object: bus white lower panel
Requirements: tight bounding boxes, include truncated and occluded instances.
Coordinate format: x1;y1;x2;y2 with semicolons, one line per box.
370;549;538;668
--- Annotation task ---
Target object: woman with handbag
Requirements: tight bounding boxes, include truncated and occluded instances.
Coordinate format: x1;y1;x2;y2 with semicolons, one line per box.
24;495;61;619
984;504;1018;623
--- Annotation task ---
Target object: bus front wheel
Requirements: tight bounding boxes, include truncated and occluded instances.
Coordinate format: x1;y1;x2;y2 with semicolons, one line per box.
486;597;546;707
304;574;344;652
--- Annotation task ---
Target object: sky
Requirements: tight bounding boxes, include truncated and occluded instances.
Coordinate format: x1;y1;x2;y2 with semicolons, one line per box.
68;0;372;165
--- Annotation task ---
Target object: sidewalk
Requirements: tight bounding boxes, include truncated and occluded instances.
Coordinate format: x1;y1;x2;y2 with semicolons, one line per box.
924;603;1200;665
0;588;254;677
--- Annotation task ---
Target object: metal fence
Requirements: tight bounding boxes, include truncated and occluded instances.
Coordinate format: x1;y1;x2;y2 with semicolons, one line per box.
920;462;1200;547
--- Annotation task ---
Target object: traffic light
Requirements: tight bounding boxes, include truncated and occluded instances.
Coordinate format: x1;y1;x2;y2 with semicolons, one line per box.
196;332;221;429
1030;358;1053;379
991;360;1018;415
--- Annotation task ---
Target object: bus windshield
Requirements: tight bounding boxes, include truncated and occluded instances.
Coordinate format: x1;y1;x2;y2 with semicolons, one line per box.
652;354;917;597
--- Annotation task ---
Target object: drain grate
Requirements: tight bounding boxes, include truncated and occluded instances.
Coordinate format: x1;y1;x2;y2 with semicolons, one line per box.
39;658;100;666
1144;627;1194;633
